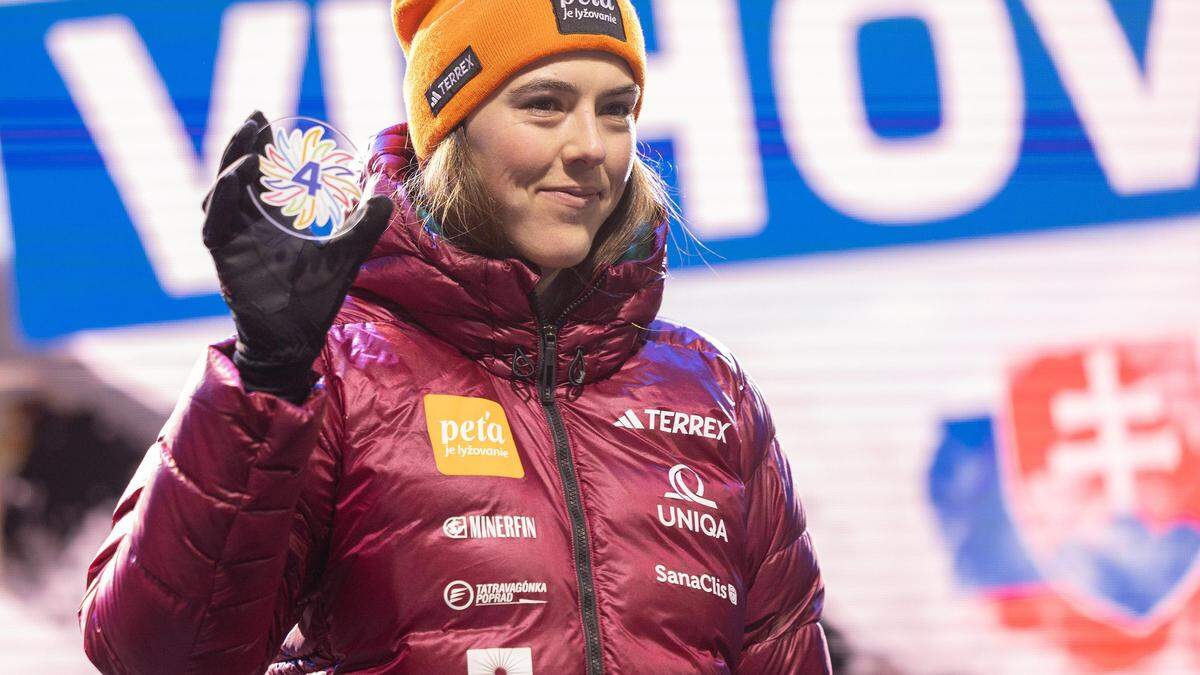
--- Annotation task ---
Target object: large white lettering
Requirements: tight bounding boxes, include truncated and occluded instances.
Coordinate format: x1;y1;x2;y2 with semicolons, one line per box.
441;410;506;445
46;3;309;296
654;563;737;605
773;0;1023;223
1023;0;1200;195
638;0;766;240
317;0;407;148
657;504;729;541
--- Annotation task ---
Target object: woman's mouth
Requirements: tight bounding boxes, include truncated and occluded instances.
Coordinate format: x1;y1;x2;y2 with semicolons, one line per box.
540;187;601;209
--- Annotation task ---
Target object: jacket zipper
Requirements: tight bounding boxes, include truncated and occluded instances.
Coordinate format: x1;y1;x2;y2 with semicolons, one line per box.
535;285;604;675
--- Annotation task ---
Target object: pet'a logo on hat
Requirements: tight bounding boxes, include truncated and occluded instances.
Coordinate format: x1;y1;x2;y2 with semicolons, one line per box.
427;46;483;116
551;0;626;42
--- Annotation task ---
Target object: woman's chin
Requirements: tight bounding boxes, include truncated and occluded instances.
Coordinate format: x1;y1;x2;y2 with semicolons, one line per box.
515;234;595;271
526;250;589;272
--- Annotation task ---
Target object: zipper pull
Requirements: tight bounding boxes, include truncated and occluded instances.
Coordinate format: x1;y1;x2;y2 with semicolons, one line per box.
538;325;558;404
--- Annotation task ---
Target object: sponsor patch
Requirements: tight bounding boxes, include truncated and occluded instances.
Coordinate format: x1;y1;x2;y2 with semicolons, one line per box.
444;579;549;610
654;563;738;606
655;463;729;542
424;394;524;478
443;514;539;539
550;0;626;41
613;408;733;441
426;46;482;116
466;647;534;675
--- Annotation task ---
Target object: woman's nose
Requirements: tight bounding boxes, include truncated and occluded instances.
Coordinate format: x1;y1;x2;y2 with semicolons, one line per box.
562;112;607;167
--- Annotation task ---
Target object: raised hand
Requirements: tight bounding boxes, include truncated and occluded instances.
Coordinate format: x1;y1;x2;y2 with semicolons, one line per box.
201;111;394;403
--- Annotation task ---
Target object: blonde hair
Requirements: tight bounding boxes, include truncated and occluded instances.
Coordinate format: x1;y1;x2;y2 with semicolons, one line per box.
401;126;681;316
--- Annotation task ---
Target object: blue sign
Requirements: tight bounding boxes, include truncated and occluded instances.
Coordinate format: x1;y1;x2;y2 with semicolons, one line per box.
1;0;1197;340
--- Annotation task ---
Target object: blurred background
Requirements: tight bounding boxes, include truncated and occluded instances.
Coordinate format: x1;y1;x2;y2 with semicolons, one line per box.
2;0;1200;672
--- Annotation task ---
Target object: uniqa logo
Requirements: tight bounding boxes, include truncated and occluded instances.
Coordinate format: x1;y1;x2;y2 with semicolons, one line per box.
560;0;617;9
440;409;506;445
665;463;718;509
657;463;729;542
657;504;729;542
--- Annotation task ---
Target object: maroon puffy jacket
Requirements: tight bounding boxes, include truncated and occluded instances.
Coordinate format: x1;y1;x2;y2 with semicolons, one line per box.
78;124;829;674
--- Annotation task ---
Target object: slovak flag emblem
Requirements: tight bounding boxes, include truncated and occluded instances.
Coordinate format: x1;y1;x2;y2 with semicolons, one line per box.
997;340;1200;632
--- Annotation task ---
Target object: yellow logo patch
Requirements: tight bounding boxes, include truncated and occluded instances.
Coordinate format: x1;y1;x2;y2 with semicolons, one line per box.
423;394;524;478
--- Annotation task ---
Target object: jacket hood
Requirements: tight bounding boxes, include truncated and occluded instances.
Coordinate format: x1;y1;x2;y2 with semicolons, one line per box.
349;122;669;389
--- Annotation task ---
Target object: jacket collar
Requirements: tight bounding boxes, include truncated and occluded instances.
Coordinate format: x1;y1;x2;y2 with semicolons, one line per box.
350;123;669;388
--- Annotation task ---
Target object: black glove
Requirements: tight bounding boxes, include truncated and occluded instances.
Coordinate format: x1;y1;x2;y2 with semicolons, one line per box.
201;111;393;404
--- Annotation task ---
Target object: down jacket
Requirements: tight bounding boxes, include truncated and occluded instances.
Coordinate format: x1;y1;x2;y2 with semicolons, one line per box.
78;123;830;674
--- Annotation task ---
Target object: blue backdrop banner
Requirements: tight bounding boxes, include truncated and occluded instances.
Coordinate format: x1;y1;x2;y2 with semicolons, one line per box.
1;0;1197;340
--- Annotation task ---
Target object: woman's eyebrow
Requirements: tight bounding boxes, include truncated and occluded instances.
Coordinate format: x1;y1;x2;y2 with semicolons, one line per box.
508;80;641;99
509;78;578;98
603;84;641;99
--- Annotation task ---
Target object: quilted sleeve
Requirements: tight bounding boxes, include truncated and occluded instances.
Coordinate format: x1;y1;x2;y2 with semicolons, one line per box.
78;337;342;675
735;364;831;674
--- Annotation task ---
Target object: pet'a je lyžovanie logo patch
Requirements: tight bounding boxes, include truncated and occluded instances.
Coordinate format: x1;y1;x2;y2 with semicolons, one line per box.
426;47;482;116
256;124;360;233
551;0;626;42
424;394;524;478
929;338;1200;670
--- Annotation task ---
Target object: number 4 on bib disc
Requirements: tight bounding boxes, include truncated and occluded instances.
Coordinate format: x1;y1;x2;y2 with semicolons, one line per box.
245;116;366;243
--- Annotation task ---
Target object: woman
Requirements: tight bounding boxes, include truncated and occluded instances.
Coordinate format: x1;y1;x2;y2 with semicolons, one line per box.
78;1;830;673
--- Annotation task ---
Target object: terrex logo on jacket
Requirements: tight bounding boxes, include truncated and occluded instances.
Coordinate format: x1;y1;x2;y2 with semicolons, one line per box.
613;408;732;441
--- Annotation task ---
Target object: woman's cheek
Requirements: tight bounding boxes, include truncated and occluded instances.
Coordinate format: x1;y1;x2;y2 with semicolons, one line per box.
501;136;555;194
606;133;634;178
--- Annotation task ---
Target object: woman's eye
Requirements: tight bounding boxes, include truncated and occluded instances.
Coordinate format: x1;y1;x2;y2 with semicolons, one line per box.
526;98;560;113
603;102;634;117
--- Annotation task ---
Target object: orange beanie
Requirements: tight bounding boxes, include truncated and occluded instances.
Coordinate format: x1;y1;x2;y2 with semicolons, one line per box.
392;0;647;159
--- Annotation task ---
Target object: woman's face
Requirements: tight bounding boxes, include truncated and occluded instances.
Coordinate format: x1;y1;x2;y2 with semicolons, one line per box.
463;52;640;276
